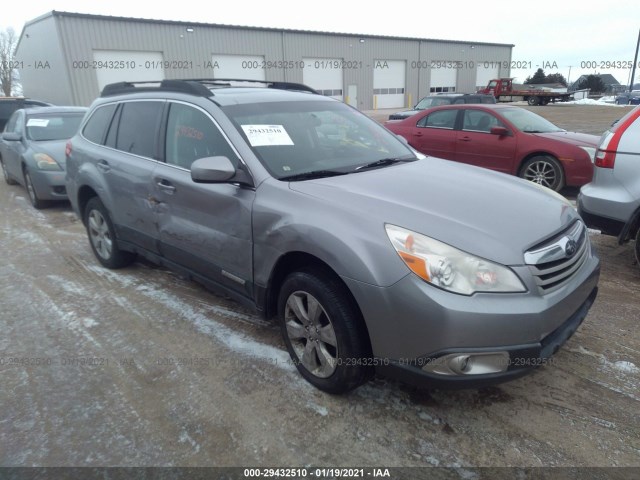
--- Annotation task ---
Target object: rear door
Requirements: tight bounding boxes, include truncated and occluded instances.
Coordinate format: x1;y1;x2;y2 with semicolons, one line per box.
454;109;517;173
151;101;255;296
409;109;459;160
86;100;165;253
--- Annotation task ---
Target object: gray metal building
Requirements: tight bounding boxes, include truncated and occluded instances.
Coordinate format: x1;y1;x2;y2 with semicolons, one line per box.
16;11;513;109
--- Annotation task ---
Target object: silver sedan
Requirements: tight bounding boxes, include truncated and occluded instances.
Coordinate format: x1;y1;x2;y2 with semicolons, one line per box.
0;106;87;208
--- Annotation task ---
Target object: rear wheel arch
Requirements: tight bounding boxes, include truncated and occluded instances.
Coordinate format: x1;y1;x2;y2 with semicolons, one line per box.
77;185;99;225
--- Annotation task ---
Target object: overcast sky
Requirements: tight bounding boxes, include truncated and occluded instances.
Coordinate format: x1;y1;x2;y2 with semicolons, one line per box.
2;0;639;86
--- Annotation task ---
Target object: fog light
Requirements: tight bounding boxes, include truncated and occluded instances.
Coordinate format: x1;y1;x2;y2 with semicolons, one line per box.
422;352;509;376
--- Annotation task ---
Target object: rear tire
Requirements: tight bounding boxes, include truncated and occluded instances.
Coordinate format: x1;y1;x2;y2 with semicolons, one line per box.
84;196;136;269
527;96;540;106
519;155;565;192
278;268;372;393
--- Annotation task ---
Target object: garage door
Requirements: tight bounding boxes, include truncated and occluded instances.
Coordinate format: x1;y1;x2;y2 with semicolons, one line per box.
476;63;500;90
212;54;266;81
93;51;165;92
430;66;457;93
373;60;406;109
303;58;343;100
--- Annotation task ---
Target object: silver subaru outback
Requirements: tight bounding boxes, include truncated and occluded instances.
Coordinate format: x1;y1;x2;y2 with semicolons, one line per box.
65;79;600;393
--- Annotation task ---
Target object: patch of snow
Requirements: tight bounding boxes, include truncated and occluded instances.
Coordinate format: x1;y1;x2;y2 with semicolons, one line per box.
557;98;628;107
178;429;201;454
82;318;98;328
613;361;639;374
135;284;296;374
307;401;328;416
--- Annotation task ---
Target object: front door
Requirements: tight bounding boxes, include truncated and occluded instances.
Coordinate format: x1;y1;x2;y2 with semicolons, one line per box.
454;109;517;173
151;101;254;297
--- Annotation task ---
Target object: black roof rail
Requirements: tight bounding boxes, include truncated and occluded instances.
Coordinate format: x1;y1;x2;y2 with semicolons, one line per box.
100;80;212;97
100;78;319;98
178;78;319;94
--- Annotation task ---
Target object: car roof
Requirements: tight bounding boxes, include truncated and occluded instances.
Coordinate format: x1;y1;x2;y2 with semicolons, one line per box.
23;106;88;115
92;79;328;109
422;103;517;112
210;87;330;106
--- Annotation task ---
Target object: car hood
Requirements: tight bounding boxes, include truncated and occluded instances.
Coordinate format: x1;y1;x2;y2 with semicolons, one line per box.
389;110;422;120
31;139;68;168
533;131;599;146
289;158;579;266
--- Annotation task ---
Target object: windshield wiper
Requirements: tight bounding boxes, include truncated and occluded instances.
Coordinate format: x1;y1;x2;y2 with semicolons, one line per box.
280;170;349;181
354;157;415;171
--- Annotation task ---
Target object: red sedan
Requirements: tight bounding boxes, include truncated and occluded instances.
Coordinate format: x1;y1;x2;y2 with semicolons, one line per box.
384;104;598;191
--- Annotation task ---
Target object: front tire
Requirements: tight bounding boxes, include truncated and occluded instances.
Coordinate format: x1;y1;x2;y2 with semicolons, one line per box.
1;158;17;185
635;229;640;269
278;269;372;393
519;155;565;192
84;197;136;269
23;168;46;209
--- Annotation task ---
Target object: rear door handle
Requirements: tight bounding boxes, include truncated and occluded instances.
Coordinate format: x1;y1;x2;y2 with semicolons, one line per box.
96;160;110;172
156;179;176;194
459;136;472;142
413;132;423;137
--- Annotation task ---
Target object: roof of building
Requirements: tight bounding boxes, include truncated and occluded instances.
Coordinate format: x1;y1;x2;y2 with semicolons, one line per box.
21;10;515;48
573;74;621;85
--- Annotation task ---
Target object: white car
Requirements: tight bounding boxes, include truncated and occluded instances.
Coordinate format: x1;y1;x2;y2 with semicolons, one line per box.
578;105;640;266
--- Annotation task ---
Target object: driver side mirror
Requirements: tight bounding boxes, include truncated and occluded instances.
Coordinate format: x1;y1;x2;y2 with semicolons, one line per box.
2;132;22;142
191;156;253;187
490;126;510;136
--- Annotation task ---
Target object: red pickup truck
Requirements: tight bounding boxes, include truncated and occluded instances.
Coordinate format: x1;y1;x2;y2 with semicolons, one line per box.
478;78;573;106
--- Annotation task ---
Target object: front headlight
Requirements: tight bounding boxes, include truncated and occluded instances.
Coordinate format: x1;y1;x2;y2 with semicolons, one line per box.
385;224;526;295
33;153;62;171
579;146;596;163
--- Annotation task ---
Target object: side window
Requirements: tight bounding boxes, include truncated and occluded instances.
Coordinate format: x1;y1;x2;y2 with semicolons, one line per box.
82;104;117;145
417;109;457;129
116;101;164;158
462;110;502;133
165;103;240;169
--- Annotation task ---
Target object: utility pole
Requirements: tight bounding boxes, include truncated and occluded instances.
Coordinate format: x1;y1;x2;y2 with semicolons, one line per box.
630;28;640;92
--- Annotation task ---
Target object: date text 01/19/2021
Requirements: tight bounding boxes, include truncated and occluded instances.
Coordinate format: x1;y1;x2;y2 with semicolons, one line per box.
243;467;391;477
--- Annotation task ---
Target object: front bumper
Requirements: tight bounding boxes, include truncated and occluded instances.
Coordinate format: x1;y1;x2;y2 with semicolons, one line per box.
342;246;600;389
375;286;597;389
30;169;68;200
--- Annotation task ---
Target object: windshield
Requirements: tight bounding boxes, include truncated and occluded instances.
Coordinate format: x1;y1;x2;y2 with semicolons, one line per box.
222;100;416;179
500;108;564;133
414;97;453;109
26;113;85;141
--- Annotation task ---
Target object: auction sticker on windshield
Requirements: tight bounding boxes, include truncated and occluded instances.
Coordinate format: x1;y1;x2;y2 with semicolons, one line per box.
241;125;294;147
26;119;50;127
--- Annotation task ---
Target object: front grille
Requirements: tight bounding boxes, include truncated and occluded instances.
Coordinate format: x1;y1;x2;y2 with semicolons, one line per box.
525;221;589;294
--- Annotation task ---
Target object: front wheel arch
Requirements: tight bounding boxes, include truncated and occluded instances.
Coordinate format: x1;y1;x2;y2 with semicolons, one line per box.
518;153;565;191
277;266;374;392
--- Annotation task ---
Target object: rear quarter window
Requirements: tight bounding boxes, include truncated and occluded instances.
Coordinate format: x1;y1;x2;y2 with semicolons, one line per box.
82;104;117;144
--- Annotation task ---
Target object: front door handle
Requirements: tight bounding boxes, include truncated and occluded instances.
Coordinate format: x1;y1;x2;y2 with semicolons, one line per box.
156;179;176;194
459;136;472;142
